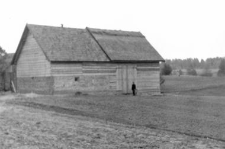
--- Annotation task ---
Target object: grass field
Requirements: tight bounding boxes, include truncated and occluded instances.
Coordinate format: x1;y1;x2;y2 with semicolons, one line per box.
161;76;225;96
1;76;225;148
2;95;224;148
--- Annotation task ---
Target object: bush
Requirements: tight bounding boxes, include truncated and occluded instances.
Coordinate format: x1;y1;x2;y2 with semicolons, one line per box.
200;65;213;77
200;70;213;77
186;68;197;76
160;63;172;75
178;69;183;76
217;59;225;76
218;70;225;76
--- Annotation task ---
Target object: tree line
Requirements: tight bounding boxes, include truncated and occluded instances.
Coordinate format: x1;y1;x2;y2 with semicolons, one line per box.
161;57;225;77
166;57;224;70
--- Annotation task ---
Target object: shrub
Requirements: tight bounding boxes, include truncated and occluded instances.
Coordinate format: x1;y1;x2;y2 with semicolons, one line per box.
75;91;82;95
218;70;225;77
178;69;183;76
186;68;197;76
160;63;172;75
200;70;213;77
217;59;225;76
200;65;213;77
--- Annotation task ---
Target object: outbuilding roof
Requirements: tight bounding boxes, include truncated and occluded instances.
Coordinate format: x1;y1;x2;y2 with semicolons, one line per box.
12;24;164;64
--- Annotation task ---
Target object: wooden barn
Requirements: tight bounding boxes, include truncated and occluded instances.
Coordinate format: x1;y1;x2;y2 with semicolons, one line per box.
11;24;164;94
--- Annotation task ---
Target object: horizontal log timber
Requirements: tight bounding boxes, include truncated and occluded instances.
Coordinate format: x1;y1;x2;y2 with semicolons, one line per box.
137;63;159;67
137;74;159;77
137;68;160;71
82;69;116;74
137;84;159;87
83;66;117;69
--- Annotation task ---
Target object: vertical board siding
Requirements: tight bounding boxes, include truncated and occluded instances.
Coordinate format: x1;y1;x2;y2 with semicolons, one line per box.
17;32;51;77
136;63;160;92
117;65;137;93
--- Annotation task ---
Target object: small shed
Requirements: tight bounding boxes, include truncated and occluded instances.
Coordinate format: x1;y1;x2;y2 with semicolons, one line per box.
11;24;164;94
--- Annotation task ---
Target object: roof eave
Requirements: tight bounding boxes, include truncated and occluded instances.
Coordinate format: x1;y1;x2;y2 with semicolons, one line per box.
11;25;29;65
111;60;165;63
50;59;165;63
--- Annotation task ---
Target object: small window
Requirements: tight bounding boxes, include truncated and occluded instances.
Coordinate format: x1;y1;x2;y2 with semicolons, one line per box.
75;77;79;81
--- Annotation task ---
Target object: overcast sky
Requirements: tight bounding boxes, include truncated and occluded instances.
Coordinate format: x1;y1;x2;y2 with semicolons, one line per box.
0;0;225;60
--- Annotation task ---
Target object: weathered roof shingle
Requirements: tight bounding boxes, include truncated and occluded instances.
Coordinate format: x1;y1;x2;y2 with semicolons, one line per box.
87;27;164;61
28;25;109;62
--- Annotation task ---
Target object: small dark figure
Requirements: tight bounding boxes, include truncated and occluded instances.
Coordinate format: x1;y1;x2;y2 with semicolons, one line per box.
131;82;136;96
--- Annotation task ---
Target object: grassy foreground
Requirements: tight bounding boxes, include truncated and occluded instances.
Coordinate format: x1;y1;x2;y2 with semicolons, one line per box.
9;93;225;142
161;76;225;95
2;94;224;148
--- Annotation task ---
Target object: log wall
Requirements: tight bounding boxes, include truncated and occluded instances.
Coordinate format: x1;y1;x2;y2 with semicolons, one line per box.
51;62;160;94
51;63;117;94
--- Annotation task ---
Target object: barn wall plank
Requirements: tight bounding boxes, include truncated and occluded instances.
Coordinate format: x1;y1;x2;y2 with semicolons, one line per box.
17;32;51;77
51;62;161;94
136;63;160;92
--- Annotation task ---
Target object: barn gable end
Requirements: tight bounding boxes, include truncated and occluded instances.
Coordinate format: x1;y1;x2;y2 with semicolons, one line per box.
17;31;51;77
15;28;53;94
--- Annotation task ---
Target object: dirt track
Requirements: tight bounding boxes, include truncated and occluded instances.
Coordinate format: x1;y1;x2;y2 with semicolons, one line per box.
0;94;225;148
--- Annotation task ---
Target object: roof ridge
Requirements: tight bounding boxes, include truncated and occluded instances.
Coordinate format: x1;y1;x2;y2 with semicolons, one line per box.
87;27;145;38
27;23;85;30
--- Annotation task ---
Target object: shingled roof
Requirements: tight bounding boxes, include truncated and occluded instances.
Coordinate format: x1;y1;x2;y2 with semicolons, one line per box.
12;24;164;64
87;27;164;61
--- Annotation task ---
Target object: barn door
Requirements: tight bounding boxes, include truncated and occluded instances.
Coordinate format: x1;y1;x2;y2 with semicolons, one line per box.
127;65;136;93
118;65;136;94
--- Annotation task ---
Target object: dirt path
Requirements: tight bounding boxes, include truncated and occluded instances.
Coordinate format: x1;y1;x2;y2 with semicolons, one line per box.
0;94;225;148
0;94;14;113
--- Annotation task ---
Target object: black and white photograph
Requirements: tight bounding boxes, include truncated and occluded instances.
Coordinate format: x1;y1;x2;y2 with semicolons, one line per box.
0;0;225;148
